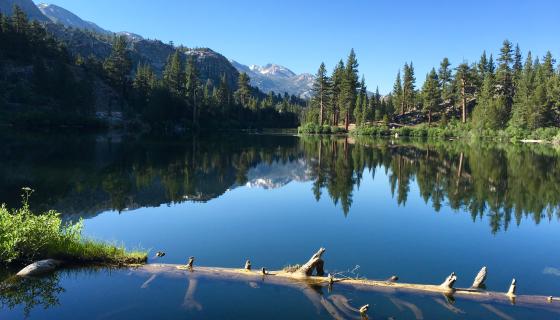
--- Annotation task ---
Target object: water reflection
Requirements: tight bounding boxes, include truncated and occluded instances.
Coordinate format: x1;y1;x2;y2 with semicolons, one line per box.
1;131;560;233
0;273;64;318
2;267;559;319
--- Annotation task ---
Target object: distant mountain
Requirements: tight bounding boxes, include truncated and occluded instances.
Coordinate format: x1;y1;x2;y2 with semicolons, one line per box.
244;159;311;189
37;3;110;35
231;61;314;99
0;0;49;22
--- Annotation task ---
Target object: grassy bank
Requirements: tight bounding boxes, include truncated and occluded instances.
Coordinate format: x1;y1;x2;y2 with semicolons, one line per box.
0;189;147;267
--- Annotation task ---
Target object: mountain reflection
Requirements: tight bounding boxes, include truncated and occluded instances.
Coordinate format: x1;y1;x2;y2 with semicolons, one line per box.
1;131;559;233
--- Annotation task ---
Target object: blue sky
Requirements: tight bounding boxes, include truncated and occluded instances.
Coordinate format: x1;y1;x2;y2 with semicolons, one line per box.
34;0;560;93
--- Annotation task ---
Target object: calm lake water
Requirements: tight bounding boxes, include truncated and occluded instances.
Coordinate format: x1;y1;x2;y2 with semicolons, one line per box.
1;131;560;319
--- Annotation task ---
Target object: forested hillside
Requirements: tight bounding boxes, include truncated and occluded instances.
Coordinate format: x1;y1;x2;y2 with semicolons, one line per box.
0;7;303;131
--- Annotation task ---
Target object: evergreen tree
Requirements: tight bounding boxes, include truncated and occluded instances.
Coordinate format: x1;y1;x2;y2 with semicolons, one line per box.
215;74;231;113
235;72;251;107
456;63;472;123
495;40;514;124
392;70;403;115
185;55;200;126
330;60;345;125
312;62;331;125
473;72;502;129
103;35;132;107
438;58;453;104
510;52;534;129
133;62;156;111
402;62;416;114
422;68;440;125
342;49;359;130
163;50;184;96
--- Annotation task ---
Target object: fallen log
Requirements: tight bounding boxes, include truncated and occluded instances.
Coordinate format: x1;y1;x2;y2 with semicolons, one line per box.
134;248;560;314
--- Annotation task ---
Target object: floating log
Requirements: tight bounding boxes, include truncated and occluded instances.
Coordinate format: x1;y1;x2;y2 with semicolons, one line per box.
129;248;560;314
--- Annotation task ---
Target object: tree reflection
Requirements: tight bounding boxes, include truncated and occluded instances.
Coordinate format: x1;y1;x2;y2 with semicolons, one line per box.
1;131;559;233
0;274;64;318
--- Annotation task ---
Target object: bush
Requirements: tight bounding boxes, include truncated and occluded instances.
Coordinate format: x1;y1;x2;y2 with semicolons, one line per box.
298;123;345;134
352;125;390;136
0;188;147;266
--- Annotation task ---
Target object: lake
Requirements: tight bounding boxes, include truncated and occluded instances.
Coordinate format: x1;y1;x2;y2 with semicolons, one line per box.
1;131;560;319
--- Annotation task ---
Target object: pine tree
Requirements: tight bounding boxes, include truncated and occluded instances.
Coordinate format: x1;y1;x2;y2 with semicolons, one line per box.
370;86;381;120
438;58;453;104
422;68;441;125
185;55;200;126
402;62;416;114
456;63;472;123
11;5;28;34
393;70;403;115
103;35;132;107
487;54;495;74
215;74;231;113
513;44;523;76
510;52;534;129
235;72;251;107
354;76;367;125
312;62;331;125
473;72;501;129
133;62;156;109
163;49;184;96
495;40;514;124
342;49;359;130
330;60;345;125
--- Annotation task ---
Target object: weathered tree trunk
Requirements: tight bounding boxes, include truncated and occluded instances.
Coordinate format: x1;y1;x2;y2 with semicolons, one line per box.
319;83;324;126
345;110;349;131
461;78;467;123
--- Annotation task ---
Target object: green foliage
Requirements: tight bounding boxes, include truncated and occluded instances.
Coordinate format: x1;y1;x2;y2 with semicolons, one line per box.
298;122;345;134
0;188;146;266
352;124;391;136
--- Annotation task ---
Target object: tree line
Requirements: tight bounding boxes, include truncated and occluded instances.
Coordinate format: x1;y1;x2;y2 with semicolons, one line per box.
307;41;560;133
0;6;303;130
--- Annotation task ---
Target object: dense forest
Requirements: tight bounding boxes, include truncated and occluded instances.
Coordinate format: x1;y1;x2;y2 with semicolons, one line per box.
0;6;303;131
305;42;560;139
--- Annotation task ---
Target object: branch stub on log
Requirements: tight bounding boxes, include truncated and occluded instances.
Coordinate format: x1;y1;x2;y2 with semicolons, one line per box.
440;272;457;290
471;266;487;289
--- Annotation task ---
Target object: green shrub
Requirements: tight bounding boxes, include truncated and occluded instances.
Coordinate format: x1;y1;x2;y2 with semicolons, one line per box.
0;188;147;266
298;122;344;134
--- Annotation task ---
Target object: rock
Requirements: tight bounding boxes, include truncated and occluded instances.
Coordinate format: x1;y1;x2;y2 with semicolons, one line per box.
16;259;62;277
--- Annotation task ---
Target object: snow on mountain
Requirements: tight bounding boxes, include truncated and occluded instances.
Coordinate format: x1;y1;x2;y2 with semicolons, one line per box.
37;3;110;35
231;60;314;99
244;159;312;189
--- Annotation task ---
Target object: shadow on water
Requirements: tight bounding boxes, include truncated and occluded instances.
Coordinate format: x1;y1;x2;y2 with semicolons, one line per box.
1;131;560;234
